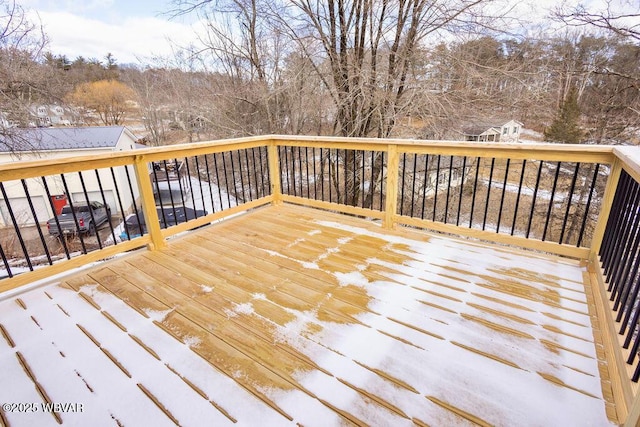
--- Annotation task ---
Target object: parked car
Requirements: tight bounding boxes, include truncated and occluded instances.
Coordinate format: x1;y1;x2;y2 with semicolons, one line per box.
119;206;207;240
47;201;111;236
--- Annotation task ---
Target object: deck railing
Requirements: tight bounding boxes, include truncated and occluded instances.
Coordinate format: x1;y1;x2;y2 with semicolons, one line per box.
1;135;640;424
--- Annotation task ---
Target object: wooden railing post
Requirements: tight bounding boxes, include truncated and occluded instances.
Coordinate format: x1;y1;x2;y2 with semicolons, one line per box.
590;158;622;258
268;141;282;205
133;155;166;250
383;144;399;229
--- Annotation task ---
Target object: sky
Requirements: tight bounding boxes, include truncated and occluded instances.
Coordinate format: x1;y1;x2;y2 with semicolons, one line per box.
17;0;634;67
23;0;203;65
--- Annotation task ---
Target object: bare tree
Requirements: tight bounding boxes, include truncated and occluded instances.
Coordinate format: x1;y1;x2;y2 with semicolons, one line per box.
0;1;48;131
555;1;640;43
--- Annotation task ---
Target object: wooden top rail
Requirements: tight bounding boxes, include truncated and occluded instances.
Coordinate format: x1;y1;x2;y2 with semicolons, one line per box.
0;136;272;182
0;135;619;182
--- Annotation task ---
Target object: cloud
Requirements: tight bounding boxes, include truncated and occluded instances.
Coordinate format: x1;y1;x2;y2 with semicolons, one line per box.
31;10;201;64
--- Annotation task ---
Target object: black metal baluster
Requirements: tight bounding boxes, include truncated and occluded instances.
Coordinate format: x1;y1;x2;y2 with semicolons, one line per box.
0;182;34;268
511;160;526;236
230;151;242;203
59;174;87;254
202;155;216;213
361;150;366;208
235;151;248;203
632;356;640;383
42;176;70;259
336;149;342;204
124;166;144;237
249;148;259;199
380;152;385;211
558;163;580;244
184;158;199;215
194;156;207;212
320;148;325;201
370;151;375;209
482;158;496;231
221;152;235;206
20;179;51;264
623;282;640;349
260;146;268;197
456;157;467;226
410;153;418;217
344;149;348;204
421;155;430;220
151;163;168;228
628;330;640;366
619;264;640;336
284;147;292;196
614;254;640;327
111;167;131;240
605;175;637;282
433;155;441;221
94;170;117;245
612;199;640;311
162;160;179;221
400;153;407;216
313;147;318;200
469;157;481;228
352;150;358;206
243;149;253;201
213;153;229;208
0;238;11;278
299;146;305;197
305;147;311;199
77;171;102;249
444;155;454;224
542;162;562;241
496;159;510;233
601;171;630;264
262;146;270;197
329;149;333;203
526;161;544;239
600;170;631;260
577;164;600;247
609;182;640;300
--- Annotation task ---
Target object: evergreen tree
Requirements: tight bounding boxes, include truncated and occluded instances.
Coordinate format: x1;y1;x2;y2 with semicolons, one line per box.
544;88;583;143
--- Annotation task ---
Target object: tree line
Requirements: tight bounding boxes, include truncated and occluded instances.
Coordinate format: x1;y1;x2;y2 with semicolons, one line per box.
1;0;638;147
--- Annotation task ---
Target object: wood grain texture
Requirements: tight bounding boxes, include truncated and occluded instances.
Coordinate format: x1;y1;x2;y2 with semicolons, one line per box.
0;204;617;426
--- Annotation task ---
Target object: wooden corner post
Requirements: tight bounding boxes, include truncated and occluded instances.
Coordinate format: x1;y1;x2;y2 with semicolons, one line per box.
268;142;282;205
383;144;399;229
133;155;166;250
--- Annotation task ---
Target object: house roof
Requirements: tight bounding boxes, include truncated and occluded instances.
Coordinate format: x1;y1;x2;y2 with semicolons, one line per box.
462;119;523;136
0;126;135;152
462;125;501;136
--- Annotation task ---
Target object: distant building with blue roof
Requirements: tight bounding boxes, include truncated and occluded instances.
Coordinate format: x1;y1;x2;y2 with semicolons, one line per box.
0;126;143;226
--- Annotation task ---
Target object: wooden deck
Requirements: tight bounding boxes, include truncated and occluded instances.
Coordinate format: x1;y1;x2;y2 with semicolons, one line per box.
0;204;615;426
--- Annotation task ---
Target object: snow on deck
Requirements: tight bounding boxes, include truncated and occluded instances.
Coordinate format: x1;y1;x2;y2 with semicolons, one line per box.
0;204;614;426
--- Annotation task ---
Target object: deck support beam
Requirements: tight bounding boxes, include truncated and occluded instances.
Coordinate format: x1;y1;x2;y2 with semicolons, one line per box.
268;143;282;205
383;144;399;229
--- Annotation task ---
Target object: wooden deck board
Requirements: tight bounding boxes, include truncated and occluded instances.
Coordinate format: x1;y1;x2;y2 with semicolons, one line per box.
0;204;615;426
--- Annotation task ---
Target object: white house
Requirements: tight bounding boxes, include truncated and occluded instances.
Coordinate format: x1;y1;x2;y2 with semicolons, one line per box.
463;119;523;143
31;104;76;127
0;126;142;226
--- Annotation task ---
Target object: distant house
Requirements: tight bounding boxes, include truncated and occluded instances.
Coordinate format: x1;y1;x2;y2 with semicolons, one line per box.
31;104;76;127
0;126;141;226
463;119;523;143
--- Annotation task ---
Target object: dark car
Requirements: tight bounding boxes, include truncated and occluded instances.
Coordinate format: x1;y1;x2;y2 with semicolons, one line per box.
47;201;111;236
120;206;207;240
